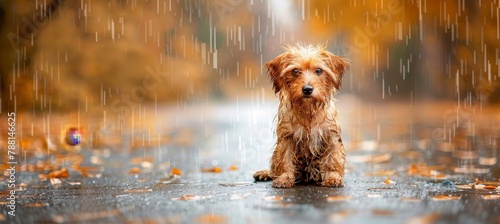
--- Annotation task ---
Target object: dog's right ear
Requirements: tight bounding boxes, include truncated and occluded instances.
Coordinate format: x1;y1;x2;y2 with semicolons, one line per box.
265;54;287;94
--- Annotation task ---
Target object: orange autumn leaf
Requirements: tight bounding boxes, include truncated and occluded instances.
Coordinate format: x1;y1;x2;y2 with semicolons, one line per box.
195;214;227;224
49;167;69;179
262;196;283;201
25;203;48;207
432;195;461;201
383;178;394;185
326;195;352;202
171;167;182;176
202;167;223;173
129;167;141;174
228;165;238;171
481;195;500;200
408;163;447;179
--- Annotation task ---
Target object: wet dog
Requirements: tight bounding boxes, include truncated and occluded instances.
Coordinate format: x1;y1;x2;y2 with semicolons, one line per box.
254;44;349;187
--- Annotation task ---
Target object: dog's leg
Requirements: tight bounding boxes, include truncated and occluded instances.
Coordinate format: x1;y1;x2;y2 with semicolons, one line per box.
253;170;273;181
320;133;345;187
270;136;296;188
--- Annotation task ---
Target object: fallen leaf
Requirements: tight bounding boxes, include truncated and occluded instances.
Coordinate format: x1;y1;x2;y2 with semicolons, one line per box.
481;195;500;200
383;178;395;185
452;166;490;174
141;161;153;169
401;197;422;202
455;183;474;189
262;196;283;201
130;157;153;165
129;167;141;174
202;167;223;173
478;157;497;165
326;195;352;202
25;203;48;207
171;167;182;176
195;214;227;224
432;195;461;201
370;153;392;163
173;194;211;201
228;165;238;171
49;167;69;179
484;185;497;190
408;163;446;178
406;213;441;224
476;180;500;186
84;172;102;178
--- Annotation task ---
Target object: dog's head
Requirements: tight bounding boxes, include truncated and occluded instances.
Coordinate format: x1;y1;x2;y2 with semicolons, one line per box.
266;44;349;104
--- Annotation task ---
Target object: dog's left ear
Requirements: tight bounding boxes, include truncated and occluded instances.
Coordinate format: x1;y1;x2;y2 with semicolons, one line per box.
265;53;288;94
323;52;350;91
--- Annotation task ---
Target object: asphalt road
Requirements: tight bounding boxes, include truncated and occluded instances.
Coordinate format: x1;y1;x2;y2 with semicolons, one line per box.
1;96;500;223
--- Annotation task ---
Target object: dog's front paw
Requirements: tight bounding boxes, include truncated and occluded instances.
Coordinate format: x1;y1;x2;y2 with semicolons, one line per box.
272;175;295;188
322;172;344;187
253;170;273;181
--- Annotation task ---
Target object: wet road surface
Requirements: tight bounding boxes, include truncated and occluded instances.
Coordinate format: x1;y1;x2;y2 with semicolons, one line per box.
1;96;500;223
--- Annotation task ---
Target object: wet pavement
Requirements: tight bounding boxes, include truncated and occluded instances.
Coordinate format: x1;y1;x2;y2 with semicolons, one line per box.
1;96;500;223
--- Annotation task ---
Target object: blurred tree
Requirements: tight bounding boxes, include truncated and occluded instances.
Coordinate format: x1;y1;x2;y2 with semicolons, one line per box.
305;0;500;104
0;0;267;114
5;0;496;116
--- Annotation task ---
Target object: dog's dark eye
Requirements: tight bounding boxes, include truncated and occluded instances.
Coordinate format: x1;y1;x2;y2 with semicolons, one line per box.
315;68;323;75
291;69;300;76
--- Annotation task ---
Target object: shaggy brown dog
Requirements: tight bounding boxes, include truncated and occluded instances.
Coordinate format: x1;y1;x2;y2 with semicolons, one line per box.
254;44;349;188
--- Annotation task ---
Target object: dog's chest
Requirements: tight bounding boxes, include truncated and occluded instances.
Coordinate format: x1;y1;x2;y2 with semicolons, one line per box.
293;126;325;157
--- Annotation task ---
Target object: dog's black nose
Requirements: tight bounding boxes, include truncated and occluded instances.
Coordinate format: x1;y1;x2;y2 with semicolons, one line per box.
302;85;314;95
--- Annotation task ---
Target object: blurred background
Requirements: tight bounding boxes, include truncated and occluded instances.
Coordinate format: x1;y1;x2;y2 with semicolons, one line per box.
1;0;500;168
1;0;499;115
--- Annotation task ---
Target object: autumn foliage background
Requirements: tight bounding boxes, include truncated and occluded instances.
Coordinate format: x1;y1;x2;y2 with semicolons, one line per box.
1;0;499;115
